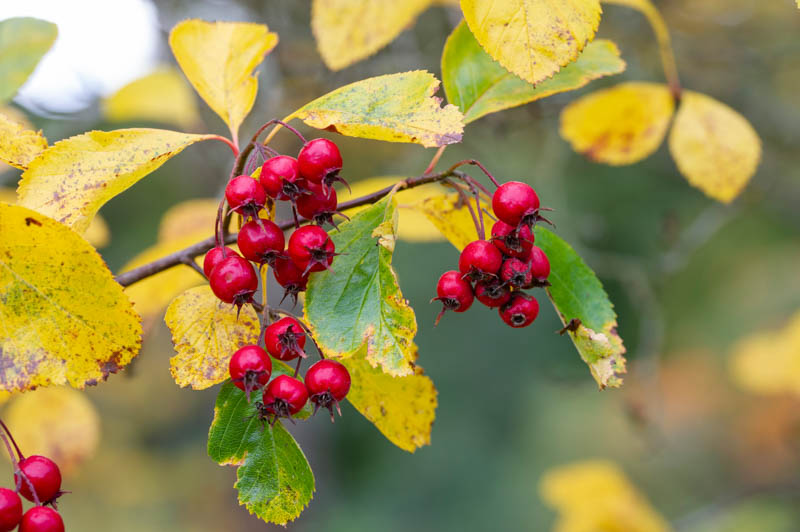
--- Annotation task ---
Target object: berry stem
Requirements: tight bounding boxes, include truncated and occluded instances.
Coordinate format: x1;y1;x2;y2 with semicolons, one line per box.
0;433;39;506
447;159;501;187
0;419;24;461
181;257;206;278
423;146;446;175
207;135;240;157
448;180;483;241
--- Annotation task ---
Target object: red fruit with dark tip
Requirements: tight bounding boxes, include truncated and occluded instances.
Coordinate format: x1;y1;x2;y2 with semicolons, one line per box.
305;359;351;421
263;375;309;418
296;182;340;226
259;156;304;201
490;220;534;258
237;220;285;266
203;246;240;278
265;317;307;361
297;138;343;188
499;293;539;328
272;257;309;305
474;279;511;308
524;246;551;284
458;240;503;281
16;455;61;503
500;257;533;289
433;270;474;325
287;225;335;274
209;256;258;308
19;507;63;532
229;345;272;400
0;488;22;532
225;175;266;219
492;181;540;227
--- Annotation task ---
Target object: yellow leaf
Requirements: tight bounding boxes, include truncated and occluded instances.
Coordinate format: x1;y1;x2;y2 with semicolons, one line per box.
103;68;200;130
289;71;464;148
0;203;142;392
729;312;800;396
342;344;436;452
17;128;215;234
415;192;482;250
342;177;450;242
169;20;278;140
4;387;100;474
311;0;432;71
165;286;260;390
668;91;761;203
158;198;221;242
560;81;675;165
0;187;110;248
540;460;671;532
0;111;47;170
460;0;602;86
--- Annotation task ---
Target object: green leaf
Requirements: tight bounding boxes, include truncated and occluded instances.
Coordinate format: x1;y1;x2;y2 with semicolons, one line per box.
534;226;627;389
288;71;464;148
207;381;314;526
442;20;625;124
304;197;418;376
0;17;58;103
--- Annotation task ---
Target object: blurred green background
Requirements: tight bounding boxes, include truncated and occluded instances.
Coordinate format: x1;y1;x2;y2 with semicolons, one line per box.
1;0;800;530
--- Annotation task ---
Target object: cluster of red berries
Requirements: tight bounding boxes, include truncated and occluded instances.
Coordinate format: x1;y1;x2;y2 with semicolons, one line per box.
227;316;351;422
204;137;345;308
0;441;65;532
434;181;550;328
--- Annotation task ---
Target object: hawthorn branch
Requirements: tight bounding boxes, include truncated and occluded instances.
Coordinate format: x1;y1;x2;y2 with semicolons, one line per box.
115;168;464;288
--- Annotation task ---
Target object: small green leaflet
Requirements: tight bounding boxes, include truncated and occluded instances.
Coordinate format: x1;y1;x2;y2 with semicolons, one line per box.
442;21;625;124
208;381;314;525
0;17;58;103
304;197;418;377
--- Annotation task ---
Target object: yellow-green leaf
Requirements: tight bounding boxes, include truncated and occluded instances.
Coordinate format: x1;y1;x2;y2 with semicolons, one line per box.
311;0;432;71
668;90;761;203
460;0;602;86
0;18;58;103
0;203;142;392
165;286;260;390
342;344;436;452
0;111;47;169
4;387;100;474
169;20;278;139
560;81;674;165
103;68;200;129
289;71;463;148
17;128;215;234
443;19;625;123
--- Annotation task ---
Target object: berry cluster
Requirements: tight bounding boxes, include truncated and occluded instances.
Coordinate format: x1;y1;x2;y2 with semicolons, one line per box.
205;137;346;309
434;181;551;328
227;316;351;423
0;424;65;532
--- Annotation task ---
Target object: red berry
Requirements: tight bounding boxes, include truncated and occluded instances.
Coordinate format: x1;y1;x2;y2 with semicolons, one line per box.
237;220;285;266
272;257;309;305
0;488;22;532
296;182;339;227
19;507;63;532
474;279;511;308
458;240;503;281
499;293;539;328
225;175;266;219
265;317;307;361
305;359;351;421
16;455;61;503
433;270;474;325
209;256;258;308
490;220;534;258
263;375;308;418
500;257;533;289
203;246;240;278
525;246;550;282
492;181;540;227
229;345;272;400
259;156;305;201
297;138;343;187
287;225;336;274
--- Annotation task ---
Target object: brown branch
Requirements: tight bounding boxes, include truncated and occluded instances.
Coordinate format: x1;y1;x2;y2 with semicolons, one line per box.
115;169;462;288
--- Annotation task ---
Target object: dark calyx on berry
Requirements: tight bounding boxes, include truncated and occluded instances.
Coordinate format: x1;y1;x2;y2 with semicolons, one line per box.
237;219;286;267
265;317;307;361
491;181;541;228
19;506;64;532
297;138;348;190
287;225;336;274
499;293;540;328
209;256;259;311
229;345;272;401
491;220;534;258
458;240;503;282
305;359;351;422
16;455;62;504
262;375;309;423
433;270;474;325
296;182;345;227
272;257;309;305
500;257;533;289
259;155;305;201
474;279;511;308
225;175;266;220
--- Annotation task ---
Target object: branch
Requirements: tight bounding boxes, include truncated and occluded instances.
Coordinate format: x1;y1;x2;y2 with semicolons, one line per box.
115;169;462;287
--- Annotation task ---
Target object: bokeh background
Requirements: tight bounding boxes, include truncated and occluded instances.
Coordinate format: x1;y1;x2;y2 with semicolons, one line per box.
1;0;800;530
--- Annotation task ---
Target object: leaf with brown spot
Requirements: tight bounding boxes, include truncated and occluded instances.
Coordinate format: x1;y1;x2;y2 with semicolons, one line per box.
0;111;47;170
